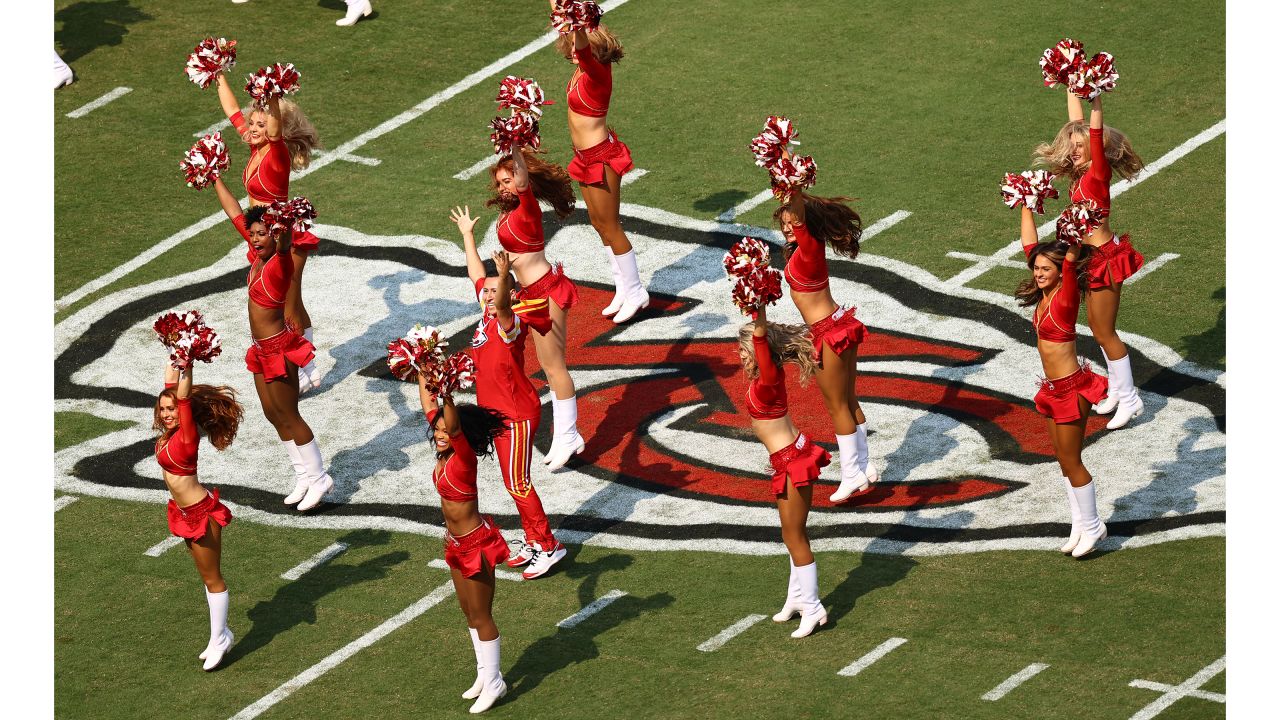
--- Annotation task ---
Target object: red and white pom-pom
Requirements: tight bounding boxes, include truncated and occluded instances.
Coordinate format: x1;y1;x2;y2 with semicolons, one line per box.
731;267;784;315
723;237;772;278
185;37;237;90
386;339;423;381
1055;200;1105;244
261;196;318;235
179;132;230;190
1068;52;1119;101
749;116;800;168
489;113;541;156
154;310;222;369
1000;169;1059;214
286;197;317;233
768;155;817;202
386;325;448;382
1039;38;1084;88
437;352;477;397
551;0;603;34
244;63;302;108
497;76;549;119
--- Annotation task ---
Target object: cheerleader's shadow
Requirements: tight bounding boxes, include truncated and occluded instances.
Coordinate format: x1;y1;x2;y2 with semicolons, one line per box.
221;529;407;667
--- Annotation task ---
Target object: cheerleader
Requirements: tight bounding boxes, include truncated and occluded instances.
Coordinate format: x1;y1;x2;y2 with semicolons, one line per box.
484;149;586;471
739;303;831;637
451;207;569;579
214;70;324;391
213;176;334;511
154;360;244;670
416;376;511;713
552;4;649;323
1015;205;1108;557
1035;92;1146;429
775;187;877;503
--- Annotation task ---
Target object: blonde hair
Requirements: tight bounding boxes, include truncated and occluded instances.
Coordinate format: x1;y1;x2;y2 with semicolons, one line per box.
1033;120;1144;180
555;24;624;64
737;322;817;384
248;100;321;171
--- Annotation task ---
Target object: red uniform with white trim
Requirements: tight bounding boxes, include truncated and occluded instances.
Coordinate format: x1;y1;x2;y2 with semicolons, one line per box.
228;111;319;253
156;386;233;539
785;223;869;365
425;410;511;577
1072;127;1143;288
497;188;581;311
564;46;634;184
235;215;315;381
1023;245;1108;422
746;337;832;495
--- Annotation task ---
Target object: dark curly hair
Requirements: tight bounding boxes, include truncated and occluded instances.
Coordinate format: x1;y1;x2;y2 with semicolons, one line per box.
243;204;269;229
433;404;509;460
1014;241;1094;307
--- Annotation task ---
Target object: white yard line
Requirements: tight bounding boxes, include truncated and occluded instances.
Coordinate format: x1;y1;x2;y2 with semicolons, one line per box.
1124;253;1180;284
715;189;774;222
54;0;633;312
945;119;1226;288
1129;680;1225;703
314;149;382;167
194;118;232;138
54;496;79;512
556;589;628;629
620;168;648;186
427;557;525;582
946;251;1026;271
65;87;132;119
1127;656;1226;719
228;581;455;720
453;154;500;181
862;210;912;240
836;637;908;677
144;535;185;557
280;542;350;581
696;614;766;652
981;663;1050;701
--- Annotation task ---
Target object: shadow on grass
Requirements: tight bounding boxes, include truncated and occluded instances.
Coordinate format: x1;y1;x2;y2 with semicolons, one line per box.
1178;286;1225;368
225;529;405;666
55;1;153;64
692;189;752;215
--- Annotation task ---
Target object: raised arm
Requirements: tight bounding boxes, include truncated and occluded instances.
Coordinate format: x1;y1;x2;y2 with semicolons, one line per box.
509;148;532;192
1085;97;1109;183
492;251;516;331
417;370;440;418
216;73;242;123
751;306;782;386
214;177;244;224
1088;95;1103;130
752;302;768;336
171;361;197;444
265;97;283;140
440;393;460;436
1019;206;1038;255
451;206;486;285
1067;90;1084;123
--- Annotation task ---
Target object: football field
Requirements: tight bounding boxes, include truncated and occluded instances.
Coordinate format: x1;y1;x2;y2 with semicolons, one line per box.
53;1;1225;718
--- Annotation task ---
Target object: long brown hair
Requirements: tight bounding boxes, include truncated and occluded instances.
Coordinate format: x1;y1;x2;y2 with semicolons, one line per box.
246;100;322;171
737;322;817;384
1033;120;1144;181
154;385;245;450
1014;241;1093;307
555;24;624;64
487;148;576;219
774;193;863;260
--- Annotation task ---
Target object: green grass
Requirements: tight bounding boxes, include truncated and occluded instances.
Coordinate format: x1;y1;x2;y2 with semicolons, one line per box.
55;411;133;452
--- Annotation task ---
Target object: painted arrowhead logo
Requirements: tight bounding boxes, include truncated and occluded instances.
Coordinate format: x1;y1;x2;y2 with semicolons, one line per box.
54;206;1225;553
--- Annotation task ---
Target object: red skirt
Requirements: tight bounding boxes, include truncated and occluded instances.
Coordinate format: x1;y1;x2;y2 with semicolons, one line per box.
807;306;868;366
517;263;580;312
444;516;511;578
1086;233;1144;289
292;229;320;255
1034;366;1109;423
768;433;832;496
167;488;233;540
245;329;315;383
567;130;635;185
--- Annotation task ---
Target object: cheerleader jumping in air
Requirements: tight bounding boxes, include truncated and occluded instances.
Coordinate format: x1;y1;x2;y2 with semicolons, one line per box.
153;357;244;670
416;372;512;713
452;206;569;578
211;176;335;511
739;303;831;637
1035;39;1146;429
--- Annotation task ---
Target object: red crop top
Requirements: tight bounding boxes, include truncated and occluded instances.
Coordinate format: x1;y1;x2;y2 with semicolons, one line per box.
234;214;294;310
428;410;478;503
156;395;199;476
746;335;789;420
230;111;291;204
496;186;545;253
1024;244;1080;343
1069;127;1112;212
566;46;612;118
784;223;830;293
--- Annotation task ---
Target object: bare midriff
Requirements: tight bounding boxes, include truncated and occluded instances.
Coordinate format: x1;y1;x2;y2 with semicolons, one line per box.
790;287;840;326
163;471;207;508
510;250;554;289
440;497;484;538
752;416;801;455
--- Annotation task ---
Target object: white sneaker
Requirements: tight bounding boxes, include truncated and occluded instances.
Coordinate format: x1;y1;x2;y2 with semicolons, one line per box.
283;477;309;505
297;473;333;512
544;432;585;472
336;0;372;26
202;628;234;671
505;539;537;569
522;542;567;579
469;679;507;714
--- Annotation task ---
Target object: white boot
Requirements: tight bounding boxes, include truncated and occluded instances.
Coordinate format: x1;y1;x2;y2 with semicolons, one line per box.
829;433;869;503
544;396;586;471
772;558;803;622
611;249;649;324
462;628;484;700
1069;480;1108;558
53;48;74;89
299;327;322;393
1092;356;1119;415
601;247;625;317
201;588;233;670
853;422;879;484
282;440;309;505
790;562;827;638
336;0;373;26
1059;477;1083;554
296;439;334;512
469;636;507;713
1105;354;1144;430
